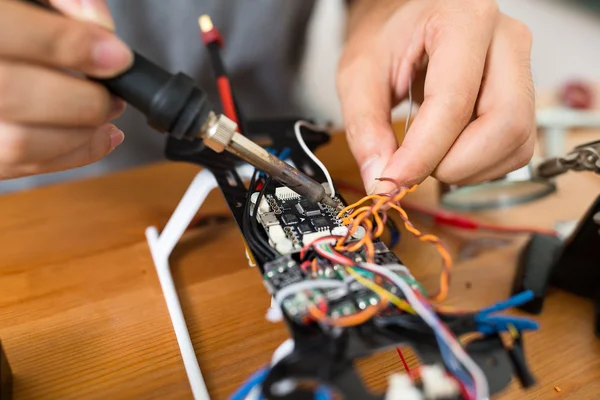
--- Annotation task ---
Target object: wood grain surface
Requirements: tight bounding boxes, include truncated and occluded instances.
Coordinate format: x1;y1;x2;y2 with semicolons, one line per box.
0;124;598;399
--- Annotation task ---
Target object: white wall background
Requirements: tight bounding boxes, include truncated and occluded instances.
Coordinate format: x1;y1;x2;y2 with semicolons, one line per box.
296;0;600;126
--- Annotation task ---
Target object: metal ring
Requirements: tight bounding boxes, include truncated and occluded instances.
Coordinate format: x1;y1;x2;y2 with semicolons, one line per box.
440;179;557;211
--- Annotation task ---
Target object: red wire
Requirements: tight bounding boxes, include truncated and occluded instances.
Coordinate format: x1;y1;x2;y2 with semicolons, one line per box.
300;261;312;273
445;371;473;400
335;180;557;237
217;76;239;125
314;245;355;266
199;18;241;131
396;347;412;377
300;235;344;259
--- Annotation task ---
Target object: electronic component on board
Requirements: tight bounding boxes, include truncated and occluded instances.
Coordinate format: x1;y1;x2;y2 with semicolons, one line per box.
263;256;304;292
302;230;331;245
297;223;313;234
311;216;330;230
296;200;322;217
268;225;287;242
259;212;279;227
275;187;301;201
281;214;299;225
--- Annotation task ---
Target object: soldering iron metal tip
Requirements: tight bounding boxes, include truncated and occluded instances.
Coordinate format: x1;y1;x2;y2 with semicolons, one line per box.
321;196;339;209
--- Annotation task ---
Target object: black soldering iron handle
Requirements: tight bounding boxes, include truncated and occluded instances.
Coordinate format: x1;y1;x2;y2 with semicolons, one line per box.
99;53;213;140
21;0;214;141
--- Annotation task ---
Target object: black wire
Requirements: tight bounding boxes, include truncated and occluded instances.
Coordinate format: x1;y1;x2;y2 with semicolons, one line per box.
242;170;272;261
373;313;477;337
252;176;279;259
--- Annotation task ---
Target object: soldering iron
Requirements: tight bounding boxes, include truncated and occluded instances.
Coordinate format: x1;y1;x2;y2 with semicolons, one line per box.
22;0;338;209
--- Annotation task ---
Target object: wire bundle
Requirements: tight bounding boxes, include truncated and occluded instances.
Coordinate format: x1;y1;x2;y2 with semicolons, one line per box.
335;182;453;302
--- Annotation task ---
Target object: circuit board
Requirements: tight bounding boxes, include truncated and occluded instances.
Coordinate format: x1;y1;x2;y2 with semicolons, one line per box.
255;185;365;254
263;251;401;321
257;183;410;321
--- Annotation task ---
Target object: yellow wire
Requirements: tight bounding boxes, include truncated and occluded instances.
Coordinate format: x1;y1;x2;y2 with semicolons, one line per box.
346;267;415;314
508;323;519;339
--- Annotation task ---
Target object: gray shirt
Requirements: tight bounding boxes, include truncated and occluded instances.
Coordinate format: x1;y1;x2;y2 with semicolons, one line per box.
0;0;315;193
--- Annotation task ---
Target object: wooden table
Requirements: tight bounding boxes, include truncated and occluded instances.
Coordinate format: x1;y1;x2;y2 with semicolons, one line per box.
0;125;599;400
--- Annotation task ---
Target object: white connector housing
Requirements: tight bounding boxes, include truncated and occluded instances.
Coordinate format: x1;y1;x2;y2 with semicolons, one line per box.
259;196;270;213
274;238;294;254
421;365;459;400
268;225;287;242
275;186;300;201
331;226;349;237
385;373;423;400
302;230;332;245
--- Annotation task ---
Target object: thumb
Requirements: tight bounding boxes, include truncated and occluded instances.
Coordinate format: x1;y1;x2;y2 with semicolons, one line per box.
50;0;115;31
337;56;398;194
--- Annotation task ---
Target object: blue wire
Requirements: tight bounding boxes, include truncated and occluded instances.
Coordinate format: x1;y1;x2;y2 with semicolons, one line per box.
478;290;534;315
258;148;291;179
229;367;270;400
388;228;400;249
475;290;539;334
314;385;333;400
279;147;291;160
434;332;473;391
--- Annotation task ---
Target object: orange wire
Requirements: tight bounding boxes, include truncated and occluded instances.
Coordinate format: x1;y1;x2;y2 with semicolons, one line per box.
336;180;453;302
337;194;387;218
308;297;388;327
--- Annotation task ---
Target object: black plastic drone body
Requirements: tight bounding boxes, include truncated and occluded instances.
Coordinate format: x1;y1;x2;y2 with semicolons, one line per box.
164;121;536;400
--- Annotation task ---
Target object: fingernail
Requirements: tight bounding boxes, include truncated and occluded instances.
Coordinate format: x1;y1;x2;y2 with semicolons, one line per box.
92;37;133;72
109;127;125;150
80;0;115;30
108;97;126;120
361;155;384;194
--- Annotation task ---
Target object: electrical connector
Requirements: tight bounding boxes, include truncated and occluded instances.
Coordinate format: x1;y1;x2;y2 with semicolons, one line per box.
420;365;459;400
331;226;349;237
385;373;423;400
268;225;286;242
274;237;294;255
302;230;332;245
259;196;270;214
275;186;301;201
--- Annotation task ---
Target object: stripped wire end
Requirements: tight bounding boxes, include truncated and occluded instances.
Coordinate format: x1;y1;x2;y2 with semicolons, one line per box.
198;14;222;46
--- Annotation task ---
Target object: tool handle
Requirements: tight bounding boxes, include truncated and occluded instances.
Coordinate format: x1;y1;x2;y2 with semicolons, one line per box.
20;0;213;140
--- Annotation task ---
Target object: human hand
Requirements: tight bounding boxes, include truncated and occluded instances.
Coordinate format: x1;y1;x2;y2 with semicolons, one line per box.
337;0;535;194
0;0;132;180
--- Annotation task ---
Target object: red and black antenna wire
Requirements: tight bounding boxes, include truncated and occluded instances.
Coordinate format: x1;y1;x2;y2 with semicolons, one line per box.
198;15;245;133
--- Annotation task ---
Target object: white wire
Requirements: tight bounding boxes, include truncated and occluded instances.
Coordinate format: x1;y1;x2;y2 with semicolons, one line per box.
405;70;414;136
358;263;489;400
274;279;346;307
294;120;335;198
381;263;414;278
